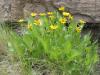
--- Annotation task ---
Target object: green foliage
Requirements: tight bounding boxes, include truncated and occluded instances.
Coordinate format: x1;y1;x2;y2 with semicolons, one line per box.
5;10;99;75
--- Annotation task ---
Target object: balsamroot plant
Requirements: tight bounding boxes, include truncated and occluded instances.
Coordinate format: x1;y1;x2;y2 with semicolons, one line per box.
7;6;98;75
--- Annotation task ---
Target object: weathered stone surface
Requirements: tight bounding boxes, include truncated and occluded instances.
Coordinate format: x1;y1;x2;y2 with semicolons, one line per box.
0;0;5;21
10;0;25;21
0;0;100;22
0;0;11;21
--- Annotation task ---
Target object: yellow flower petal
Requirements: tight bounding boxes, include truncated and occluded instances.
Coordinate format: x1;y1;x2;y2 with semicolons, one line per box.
50;25;58;30
39;13;46;16
59;18;66;24
47;12;53;15
27;24;32;30
34;19;41;26
31;13;37;17
59;6;65;11
76;27;81;33
79;19;86;24
18;19;24;22
63;12;70;17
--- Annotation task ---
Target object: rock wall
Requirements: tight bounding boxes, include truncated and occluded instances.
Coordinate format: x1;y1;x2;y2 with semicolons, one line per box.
0;0;100;22
0;0;11;21
10;0;24;21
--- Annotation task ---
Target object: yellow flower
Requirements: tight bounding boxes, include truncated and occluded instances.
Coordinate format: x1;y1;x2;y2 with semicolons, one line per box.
76;27;81;33
47;12;53;15
79;19;86;25
39;13;46;16
34;19;41;26
59;6;65;11
31;12;37;17
59;18;66;24
50;25;58;30
18;19;24;22
63;12;70;17
27;24;32;30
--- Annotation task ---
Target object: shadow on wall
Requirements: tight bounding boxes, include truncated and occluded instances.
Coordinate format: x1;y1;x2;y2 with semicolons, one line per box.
82;22;100;44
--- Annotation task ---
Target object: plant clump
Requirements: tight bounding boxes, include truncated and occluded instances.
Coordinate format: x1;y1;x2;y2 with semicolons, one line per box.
6;6;98;75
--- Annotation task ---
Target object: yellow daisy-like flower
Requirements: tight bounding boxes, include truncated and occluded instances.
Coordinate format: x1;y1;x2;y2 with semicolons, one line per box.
34;19;41;26
50;25;58;30
39;13;46;16
59;18;66;24
79;19;86;25
27;24;32;30
31;12;37;17
63;12;70;17
76;27;81;33
58;6;65;11
18;19;24;22
47;12;53;15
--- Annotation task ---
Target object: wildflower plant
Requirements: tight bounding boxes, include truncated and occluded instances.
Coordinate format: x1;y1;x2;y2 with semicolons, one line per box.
7;6;98;75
